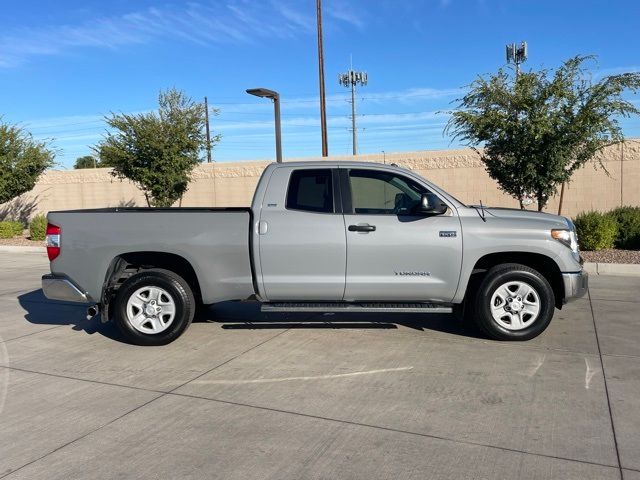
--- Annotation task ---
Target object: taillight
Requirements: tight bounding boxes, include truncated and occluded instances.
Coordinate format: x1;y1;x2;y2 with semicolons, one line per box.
46;223;61;261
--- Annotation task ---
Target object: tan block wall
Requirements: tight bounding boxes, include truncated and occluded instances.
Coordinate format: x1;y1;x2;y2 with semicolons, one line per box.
2;140;639;220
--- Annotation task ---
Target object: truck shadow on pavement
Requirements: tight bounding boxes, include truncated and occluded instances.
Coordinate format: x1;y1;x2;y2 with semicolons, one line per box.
17;290;484;342
17;289;124;341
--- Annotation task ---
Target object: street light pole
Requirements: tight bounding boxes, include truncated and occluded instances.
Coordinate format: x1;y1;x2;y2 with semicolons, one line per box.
273;93;282;164
246;88;283;163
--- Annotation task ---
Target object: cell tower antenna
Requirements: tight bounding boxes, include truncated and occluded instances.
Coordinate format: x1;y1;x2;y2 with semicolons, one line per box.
506;41;528;78
338;57;368;155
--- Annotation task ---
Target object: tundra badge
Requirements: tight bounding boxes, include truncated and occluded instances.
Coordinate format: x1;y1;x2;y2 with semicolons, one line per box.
395;271;431;276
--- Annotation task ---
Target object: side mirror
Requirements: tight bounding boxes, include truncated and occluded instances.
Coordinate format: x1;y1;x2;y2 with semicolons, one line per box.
417;193;447;215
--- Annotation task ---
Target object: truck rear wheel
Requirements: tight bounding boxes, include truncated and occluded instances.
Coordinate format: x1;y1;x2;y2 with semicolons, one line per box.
473;263;555;341
113;268;195;346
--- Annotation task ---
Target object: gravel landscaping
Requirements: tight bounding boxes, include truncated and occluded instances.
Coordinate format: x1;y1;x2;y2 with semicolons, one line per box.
0;231;44;247
581;249;640;264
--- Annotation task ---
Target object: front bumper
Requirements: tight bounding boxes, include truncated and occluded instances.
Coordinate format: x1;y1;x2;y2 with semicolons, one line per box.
562;270;589;303
42;274;91;303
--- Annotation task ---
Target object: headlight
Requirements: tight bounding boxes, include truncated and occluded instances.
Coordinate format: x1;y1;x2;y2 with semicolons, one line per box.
551;229;579;254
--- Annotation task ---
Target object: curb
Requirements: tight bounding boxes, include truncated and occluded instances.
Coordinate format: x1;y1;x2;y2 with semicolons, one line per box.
0;245;45;253
583;262;640;276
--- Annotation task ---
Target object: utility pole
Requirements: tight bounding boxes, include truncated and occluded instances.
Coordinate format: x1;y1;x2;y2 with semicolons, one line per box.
316;0;329;157
339;59;367;155
204;96;212;163
506;41;528;79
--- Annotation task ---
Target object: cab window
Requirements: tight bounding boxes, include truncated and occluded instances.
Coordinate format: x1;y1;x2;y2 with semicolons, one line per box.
286;169;334;213
348;169;429;215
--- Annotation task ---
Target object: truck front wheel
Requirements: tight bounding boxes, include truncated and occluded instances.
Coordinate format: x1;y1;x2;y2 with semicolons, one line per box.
113;268;195;346
473;263;555;341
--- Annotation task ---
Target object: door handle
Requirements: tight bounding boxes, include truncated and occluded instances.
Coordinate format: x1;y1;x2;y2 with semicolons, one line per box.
348;224;376;232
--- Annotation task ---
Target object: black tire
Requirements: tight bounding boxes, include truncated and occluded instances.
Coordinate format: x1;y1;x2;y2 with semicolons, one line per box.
473;263;555;341
113;268;195;346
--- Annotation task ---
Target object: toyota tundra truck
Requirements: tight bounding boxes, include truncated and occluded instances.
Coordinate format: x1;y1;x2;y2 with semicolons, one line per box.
42;161;588;345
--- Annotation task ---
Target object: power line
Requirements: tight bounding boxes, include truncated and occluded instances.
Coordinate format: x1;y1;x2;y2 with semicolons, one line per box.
31;110;446;134
22;91;455;129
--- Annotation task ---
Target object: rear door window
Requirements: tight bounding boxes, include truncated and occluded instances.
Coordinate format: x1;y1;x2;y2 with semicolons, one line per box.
286;169;334;213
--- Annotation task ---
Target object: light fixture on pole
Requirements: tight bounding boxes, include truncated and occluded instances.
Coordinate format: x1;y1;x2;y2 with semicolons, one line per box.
506;41;528;77
246;88;283;163
338;61;368;155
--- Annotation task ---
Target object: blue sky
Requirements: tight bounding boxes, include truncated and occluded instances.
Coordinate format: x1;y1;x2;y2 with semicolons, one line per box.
1;0;639;168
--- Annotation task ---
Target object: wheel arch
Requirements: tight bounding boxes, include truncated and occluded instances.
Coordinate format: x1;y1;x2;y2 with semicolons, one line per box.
101;251;203;310
463;251;564;309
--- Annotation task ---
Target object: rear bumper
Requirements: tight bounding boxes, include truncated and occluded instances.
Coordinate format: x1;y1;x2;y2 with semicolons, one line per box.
42;274;92;303
562;271;589;303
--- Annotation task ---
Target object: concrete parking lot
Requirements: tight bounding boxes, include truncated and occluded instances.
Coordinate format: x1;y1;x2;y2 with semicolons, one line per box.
0;251;638;479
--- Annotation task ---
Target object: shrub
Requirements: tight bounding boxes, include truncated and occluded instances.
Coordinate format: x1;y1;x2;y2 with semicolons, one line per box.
9;221;24;236
29;214;47;241
0;221;22;239
0;223;12;238
609;206;640;249
574;211;618;251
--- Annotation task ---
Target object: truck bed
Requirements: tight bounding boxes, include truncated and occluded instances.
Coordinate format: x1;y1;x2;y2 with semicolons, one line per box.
47;208;255;304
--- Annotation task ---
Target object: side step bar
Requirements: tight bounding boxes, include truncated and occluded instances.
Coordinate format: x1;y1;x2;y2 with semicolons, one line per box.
261;302;453;314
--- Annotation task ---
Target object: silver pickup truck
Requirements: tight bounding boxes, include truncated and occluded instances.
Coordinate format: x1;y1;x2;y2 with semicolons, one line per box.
42;161;587;345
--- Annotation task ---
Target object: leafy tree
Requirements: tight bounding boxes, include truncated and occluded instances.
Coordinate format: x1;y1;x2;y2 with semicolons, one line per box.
97;88;212;207
74;155;99;169
445;56;640;211
0;120;54;205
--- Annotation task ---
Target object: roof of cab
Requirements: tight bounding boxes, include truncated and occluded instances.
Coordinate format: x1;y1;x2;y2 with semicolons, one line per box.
269;160;403;169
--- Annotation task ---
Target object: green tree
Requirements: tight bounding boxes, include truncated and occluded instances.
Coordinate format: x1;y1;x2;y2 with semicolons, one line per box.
0;119;55;204
73;155;99;169
97;88;212;207
445;56;640;211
